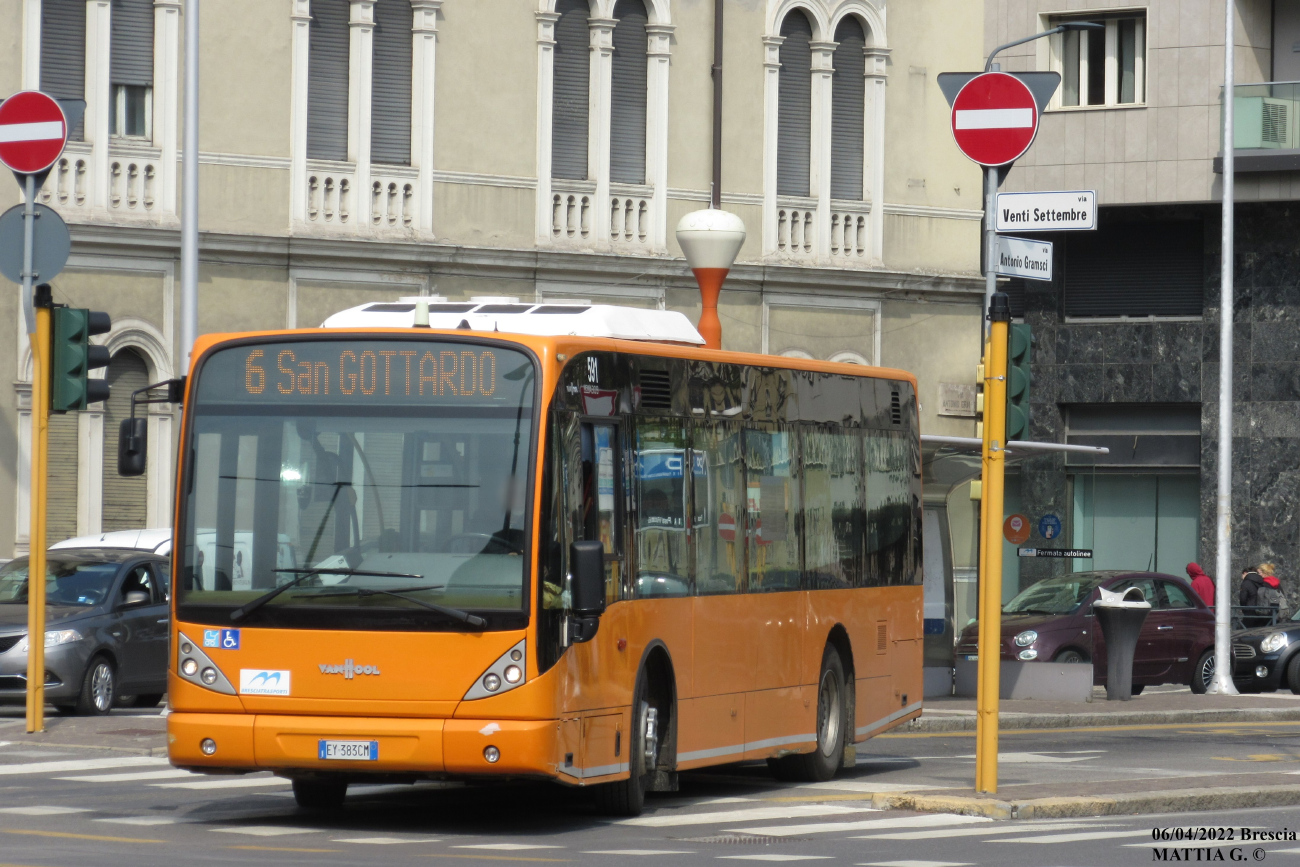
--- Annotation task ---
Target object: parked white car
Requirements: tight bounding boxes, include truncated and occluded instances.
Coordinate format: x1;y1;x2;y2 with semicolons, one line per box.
51;528;172;555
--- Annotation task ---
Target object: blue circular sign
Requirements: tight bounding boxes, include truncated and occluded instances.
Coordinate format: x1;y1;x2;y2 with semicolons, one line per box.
1038;514;1062;541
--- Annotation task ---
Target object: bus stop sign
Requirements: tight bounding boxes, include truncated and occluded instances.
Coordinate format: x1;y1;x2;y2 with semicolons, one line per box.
0;91;68;176
950;72;1039;167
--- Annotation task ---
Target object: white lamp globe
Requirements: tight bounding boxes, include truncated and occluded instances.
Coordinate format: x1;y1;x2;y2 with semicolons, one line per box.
675;209;746;270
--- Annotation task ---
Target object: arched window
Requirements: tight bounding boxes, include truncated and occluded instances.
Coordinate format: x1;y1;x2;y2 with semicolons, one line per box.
102;349;150;531
307;0;350;161
610;0;648;185
777;10;813;197
371;0;414;165
830;17;866;201
552;0;591;180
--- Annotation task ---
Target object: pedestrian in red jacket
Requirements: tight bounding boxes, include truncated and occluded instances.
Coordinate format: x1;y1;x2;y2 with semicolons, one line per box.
1187;562;1215;607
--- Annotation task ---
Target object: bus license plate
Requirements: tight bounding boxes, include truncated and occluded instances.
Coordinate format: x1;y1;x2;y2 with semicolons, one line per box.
318;739;379;761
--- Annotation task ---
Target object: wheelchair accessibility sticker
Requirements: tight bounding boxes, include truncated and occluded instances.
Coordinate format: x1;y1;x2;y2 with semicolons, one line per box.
240;669;291;696
206;628;240;649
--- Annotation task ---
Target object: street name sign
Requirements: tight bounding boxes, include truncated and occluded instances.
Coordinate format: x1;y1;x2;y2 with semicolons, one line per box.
0;91;68;176
949;72;1039;167
996;190;1096;231
995;235;1053;282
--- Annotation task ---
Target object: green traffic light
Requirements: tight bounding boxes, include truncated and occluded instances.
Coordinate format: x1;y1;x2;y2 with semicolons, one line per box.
1006;323;1032;441
50;307;112;412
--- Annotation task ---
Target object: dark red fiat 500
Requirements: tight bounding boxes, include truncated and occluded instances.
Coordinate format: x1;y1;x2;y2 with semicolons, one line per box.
956;571;1217;692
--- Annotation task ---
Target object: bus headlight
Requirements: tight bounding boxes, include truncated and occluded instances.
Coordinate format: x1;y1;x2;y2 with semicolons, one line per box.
1262;633;1289;654
176;632;236;695
464;639;527;701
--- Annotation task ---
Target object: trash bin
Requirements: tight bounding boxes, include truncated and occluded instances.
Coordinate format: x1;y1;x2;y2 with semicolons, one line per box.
1093;586;1152;701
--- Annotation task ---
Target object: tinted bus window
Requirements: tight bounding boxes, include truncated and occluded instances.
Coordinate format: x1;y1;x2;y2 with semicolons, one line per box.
633;420;690;598
803;429;862;589
692;421;745;595
865;431;912;586
746;428;800;592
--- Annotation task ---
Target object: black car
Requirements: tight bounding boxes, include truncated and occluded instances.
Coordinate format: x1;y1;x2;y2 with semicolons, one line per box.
0;548;170;714
1232;611;1300;692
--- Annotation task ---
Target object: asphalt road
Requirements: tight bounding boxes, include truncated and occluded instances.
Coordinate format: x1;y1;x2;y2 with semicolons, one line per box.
2;714;1300;866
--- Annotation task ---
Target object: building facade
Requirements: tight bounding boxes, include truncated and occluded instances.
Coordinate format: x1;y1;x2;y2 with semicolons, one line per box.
0;0;988;559
982;0;1300;607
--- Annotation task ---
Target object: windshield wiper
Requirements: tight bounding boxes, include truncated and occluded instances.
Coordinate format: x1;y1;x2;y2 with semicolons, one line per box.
303;584;487;628
229;567;422;622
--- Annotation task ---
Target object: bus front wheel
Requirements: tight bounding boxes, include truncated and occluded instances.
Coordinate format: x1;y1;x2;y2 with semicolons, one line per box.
768;645;846;783
594;673;665;816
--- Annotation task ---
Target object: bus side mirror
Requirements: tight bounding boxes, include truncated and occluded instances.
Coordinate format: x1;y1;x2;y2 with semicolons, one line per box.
570;540;606;616
118;418;148;476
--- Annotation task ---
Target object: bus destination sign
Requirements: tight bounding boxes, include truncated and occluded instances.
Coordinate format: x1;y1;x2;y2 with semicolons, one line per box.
195;340;533;406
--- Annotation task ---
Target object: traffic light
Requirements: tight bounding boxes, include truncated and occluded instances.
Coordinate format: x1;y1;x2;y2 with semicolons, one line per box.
1006;323;1032;441
51;306;112;411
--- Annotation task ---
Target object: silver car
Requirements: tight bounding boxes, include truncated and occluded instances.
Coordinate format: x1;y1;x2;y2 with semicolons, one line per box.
0;548;170;714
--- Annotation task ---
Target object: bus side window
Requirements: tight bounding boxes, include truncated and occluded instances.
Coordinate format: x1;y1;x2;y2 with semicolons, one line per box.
692;420;744;595
745;427;801;593
632;419;689;599
802;428;862;590
865;430;911;586
581;422;622;605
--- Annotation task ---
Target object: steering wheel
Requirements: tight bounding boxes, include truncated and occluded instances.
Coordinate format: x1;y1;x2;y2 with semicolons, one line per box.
447;532;524;556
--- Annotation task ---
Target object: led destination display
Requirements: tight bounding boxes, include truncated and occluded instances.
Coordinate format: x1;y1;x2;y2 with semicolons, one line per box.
195;340;534;406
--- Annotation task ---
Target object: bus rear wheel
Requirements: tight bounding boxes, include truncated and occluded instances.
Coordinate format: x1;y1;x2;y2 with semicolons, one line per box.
292;777;348;810
768;645;846;783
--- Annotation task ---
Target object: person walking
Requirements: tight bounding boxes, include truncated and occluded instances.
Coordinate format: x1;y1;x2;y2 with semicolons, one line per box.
1240;568;1269;627
1187;563;1215;608
1259;563;1288;625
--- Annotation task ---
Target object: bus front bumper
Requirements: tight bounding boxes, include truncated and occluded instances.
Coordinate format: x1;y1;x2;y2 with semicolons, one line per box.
169;712;564;779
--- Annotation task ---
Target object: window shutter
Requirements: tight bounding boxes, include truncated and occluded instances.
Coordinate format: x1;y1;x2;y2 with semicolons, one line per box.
370;0;413;166
102;350;150;532
41;0;87;141
609;0;647;185
552;0;590;180
110;0;154;87
46;413;79;545
830;17;865;201
777;11;812;198
1063;220;1204;317
308;0;350;162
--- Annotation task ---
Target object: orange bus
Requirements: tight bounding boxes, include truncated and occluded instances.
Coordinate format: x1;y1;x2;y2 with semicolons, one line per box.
152;300;923;815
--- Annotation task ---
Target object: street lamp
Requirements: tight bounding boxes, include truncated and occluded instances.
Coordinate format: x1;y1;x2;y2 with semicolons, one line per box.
985;21;1104;72
675;209;746;350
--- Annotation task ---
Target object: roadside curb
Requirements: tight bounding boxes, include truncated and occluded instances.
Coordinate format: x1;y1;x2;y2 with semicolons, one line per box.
3;737;165;757
906;706;1300;732
873;784;1300;819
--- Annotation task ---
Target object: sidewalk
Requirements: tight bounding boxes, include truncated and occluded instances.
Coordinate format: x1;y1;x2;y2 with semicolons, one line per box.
910;683;1300;731
0;707;167;755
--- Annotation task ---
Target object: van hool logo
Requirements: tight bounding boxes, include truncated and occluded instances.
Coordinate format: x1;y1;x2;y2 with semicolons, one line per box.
318;659;381;679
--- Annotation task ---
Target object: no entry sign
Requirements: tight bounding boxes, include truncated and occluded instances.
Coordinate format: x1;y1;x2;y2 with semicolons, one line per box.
950;72;1039;167
0;91;68;175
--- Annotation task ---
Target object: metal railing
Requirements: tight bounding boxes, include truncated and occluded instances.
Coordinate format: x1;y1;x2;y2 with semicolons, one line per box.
1231;604;1288;629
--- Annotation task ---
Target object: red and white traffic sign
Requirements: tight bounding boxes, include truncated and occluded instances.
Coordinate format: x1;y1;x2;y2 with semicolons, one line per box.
0;91;68;176
950;72;1038;167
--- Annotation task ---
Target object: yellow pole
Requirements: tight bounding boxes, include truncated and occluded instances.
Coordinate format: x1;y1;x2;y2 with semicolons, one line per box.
975;298;1010;794
973;348;990;788
26;303;50;734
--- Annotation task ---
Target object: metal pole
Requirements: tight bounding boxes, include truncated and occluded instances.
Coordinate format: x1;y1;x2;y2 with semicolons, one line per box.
20;174;36;336
976;294;1010;793
710;0;723;210
982;166;997;344
180;0;200;366
1208;0;1238;695
26;299;49;735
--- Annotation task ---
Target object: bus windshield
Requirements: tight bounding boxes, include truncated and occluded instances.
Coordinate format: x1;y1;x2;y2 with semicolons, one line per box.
176;338;536;630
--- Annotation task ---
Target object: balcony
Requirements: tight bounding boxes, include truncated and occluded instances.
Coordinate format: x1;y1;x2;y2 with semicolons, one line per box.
1214;81;1300;173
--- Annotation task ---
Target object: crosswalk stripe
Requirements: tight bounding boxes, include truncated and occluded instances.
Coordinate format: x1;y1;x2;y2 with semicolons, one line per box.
95;817;180;826
735;813;990;838
852;822;1106;841
154;776;289;790
617;804;872;828
0;806;91;815
331;837;443;845
453;844;565;850
59;770;194;783
996;830;1152;844
583;851;696;856
0;757;167;776
211;826;318;837
716;857;832;862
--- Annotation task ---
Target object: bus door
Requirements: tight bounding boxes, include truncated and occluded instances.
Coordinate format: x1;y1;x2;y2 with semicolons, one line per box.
579;420;623;605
